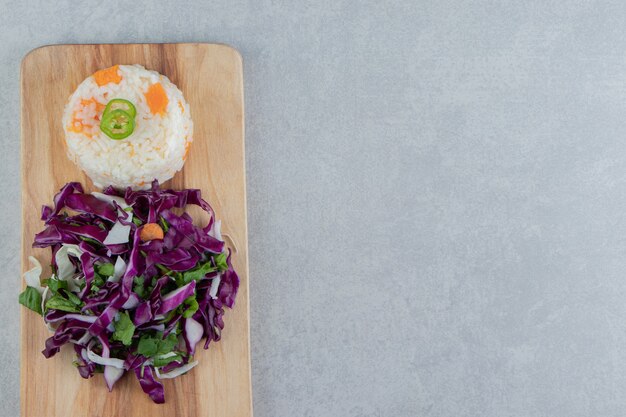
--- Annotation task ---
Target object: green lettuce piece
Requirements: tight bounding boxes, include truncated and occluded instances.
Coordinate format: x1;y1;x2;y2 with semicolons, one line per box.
182;261;217;283
45;293;80;313
42;277;68;294
95;262;114;277
137;332;178;357
18;286;42;315
214;252;228;272
111;311;135;346
133;276;148;299
181;295;199;318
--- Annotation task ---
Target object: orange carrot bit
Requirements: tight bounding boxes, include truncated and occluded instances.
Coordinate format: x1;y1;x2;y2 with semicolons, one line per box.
80;98;106;117
144;83;169;115
93;65;122;87
67;118;84;133
67;117;94;137
139;223;164;242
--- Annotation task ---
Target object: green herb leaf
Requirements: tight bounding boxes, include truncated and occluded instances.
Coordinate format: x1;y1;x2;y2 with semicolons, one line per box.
133;276;148;299
214;252;228;272
137;337;159;357
111;311;135;346
181;295;199;318
137;332;178;357
182;260;217;283
153;353;181;367
158;216;169;233
158;332;179;354
155;263;173;276
79;236;102;246
45;293;80;313
156;264;186;285
67;291;82;306
123;206;134;212
90;268;106;294
132;217;143;226
18;286;42;315
42;277;68;294
95;262;114;277
92;274;105;289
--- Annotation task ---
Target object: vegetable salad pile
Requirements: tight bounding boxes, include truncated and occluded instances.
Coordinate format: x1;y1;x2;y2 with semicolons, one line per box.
19;181;239;403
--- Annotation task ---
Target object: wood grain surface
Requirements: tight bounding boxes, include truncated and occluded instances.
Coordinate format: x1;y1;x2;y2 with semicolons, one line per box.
20;43;251;417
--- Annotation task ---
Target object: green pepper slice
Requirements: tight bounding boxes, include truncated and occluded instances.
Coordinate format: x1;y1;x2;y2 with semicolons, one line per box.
103;98;136;119
100;109;135;140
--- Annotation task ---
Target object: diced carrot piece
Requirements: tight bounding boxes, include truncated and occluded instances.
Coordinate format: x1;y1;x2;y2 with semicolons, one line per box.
67;119;83;133
93;65;122;87
80;98;106;119
139;223;164;242
67;118;93;137
144;83;169;115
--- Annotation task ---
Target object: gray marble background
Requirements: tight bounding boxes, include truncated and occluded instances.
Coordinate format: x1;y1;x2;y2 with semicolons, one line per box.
3;1;626;416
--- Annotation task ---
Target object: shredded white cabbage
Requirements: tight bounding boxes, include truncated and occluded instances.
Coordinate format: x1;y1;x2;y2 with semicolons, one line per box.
103;221;132;245
156;352;178;360
209;274;221;299
23;256;43;293
104;365;125;391
184;317;204;353
87;348;125;369
155;361;198;379
121;293;139;309
92;192;133;245
142;323;165;332
55;244;83;291
209;220;222;240
76;333;92;346
40;286;49;315
109;256;126;282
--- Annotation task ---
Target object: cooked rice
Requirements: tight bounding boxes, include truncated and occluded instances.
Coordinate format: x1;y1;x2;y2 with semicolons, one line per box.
62;64;192;189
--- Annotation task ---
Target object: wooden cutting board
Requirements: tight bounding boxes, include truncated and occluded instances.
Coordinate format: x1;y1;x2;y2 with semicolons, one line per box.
20;44;252;417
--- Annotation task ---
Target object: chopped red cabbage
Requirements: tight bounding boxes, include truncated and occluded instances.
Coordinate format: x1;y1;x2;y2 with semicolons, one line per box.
20;180;239;404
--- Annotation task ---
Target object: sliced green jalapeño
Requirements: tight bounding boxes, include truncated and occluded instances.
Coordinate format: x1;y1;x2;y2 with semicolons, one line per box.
100;109;135;140
104;98;137;119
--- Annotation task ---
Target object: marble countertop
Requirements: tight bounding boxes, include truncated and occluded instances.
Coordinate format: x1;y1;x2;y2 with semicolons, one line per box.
3;1;626;416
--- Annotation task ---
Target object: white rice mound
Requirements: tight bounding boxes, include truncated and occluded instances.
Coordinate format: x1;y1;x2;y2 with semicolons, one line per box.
63;64;193;190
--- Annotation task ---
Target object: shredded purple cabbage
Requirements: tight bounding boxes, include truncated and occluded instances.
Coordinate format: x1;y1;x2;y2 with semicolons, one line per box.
20;180;239;404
